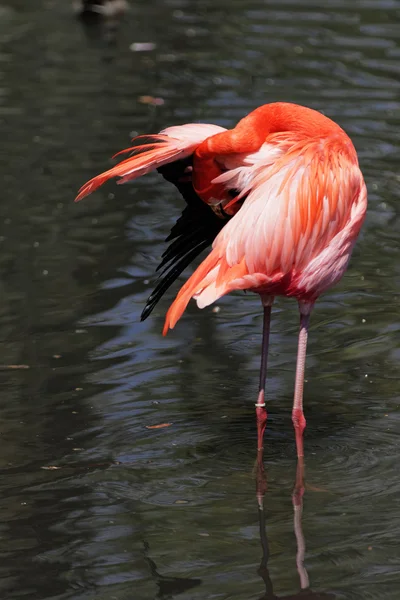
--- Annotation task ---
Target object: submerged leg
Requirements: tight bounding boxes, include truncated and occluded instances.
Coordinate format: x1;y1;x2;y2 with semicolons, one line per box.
292;301;313;458
256;296;274;458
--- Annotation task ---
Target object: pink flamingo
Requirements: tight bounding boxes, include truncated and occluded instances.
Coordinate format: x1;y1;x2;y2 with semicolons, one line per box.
76;102;367;460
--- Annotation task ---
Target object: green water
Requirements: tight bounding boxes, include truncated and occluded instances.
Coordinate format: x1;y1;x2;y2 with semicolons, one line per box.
0;1;398;598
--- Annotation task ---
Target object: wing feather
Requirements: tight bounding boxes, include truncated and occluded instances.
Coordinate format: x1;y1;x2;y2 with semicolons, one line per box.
205;139;364;279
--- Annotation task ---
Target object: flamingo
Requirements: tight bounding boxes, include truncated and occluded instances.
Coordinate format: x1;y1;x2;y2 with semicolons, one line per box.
75;102;367;461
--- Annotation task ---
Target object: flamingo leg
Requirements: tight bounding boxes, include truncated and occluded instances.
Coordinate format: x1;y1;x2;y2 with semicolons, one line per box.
292;303;312;458
256;297;273;459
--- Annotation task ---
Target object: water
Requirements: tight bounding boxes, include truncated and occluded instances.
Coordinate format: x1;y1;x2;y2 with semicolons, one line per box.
0;1;399;598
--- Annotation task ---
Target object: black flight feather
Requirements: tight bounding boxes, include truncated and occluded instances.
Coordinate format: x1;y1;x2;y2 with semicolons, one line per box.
140;156;229;321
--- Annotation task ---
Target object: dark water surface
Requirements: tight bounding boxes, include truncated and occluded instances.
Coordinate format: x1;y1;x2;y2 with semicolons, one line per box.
0;1;399;598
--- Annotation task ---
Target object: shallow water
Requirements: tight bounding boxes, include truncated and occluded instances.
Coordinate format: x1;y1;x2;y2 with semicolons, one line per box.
0;1;399;598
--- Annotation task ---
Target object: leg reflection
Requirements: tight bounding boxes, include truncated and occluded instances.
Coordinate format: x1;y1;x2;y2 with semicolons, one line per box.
292;456;309;591
256;453;334;600
256;472;275;598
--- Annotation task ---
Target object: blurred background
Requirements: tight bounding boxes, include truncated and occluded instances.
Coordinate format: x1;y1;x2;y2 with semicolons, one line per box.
0;1;399;598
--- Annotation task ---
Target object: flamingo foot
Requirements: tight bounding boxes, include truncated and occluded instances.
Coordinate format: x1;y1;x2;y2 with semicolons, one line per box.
292;407;306;459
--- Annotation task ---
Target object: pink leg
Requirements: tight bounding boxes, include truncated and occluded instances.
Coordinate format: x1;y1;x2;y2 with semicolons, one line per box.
256;296;273;458
292;302;313;458
255;297;273;499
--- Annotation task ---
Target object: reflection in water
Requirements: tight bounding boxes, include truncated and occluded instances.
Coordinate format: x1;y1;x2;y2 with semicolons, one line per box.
73;0;129;19
143;541;201;599
257;456;334;600
74;0;129;45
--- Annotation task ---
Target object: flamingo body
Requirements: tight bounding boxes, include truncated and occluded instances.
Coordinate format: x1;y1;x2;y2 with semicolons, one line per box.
76;102;367;458
76;102;366;333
